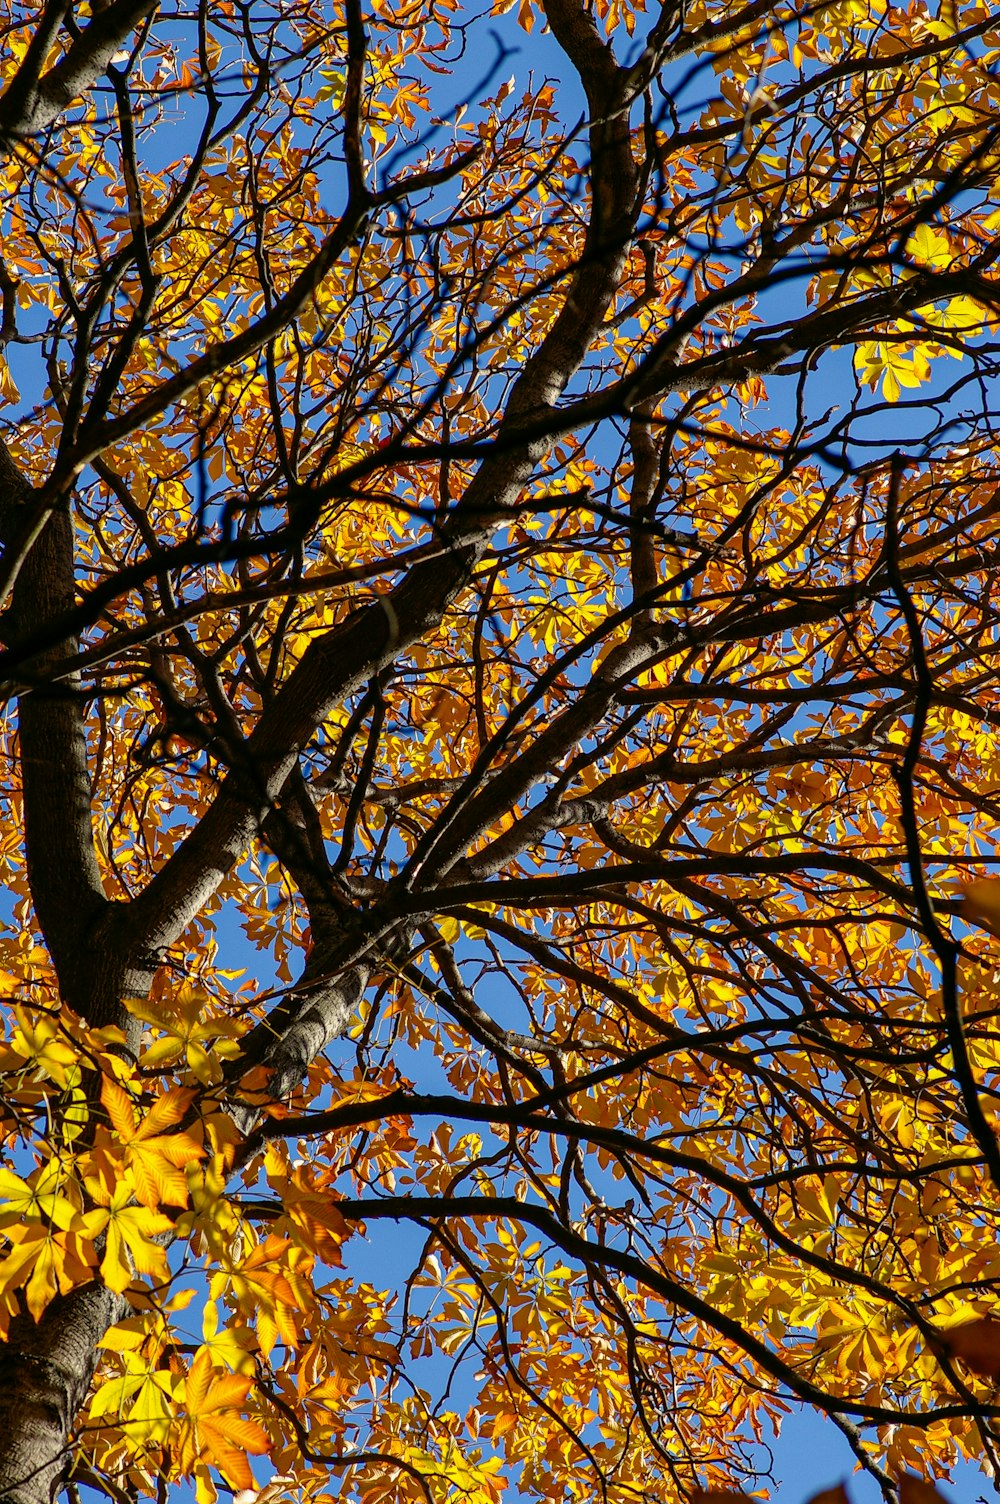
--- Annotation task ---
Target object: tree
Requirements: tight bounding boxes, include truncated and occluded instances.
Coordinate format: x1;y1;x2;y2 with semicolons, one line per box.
3;0;1000;1498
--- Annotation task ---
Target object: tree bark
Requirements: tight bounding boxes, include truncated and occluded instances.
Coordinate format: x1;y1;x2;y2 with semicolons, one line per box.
0;1286;127;1504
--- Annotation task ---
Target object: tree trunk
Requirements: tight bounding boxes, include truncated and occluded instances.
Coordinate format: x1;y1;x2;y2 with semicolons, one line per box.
0;1286;127;1504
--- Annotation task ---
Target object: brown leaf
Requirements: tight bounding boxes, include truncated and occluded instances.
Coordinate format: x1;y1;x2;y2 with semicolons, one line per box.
806;1485;849;1504
959;878;1000;939
933;1317;1000;1379
898;1476;950;1504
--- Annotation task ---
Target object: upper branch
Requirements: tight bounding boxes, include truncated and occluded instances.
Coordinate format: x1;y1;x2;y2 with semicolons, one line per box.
123;0;644;959
0;0;158;145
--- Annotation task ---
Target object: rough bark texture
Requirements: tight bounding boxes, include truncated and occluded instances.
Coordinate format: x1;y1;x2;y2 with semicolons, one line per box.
0;1287;126;1504
0;0;158;146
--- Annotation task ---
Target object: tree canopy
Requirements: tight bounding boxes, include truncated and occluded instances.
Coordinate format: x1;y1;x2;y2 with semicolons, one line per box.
3;0;1000;1500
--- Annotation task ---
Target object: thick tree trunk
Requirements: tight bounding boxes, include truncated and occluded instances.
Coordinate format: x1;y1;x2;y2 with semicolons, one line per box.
0;1286;127;1504
0;445;151;1503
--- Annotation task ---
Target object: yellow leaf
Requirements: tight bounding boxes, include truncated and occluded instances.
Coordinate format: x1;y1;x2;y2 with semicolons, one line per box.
1;1225;93;1319
0;1164;78;1230
905;225;953;271
99;1077;203;1208
201;1299;258;1374
79;1176;173;1294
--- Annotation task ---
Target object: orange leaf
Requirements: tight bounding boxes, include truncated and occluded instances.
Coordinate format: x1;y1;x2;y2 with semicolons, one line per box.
178;1349;270;1488
933;1317;1000;1379
958;878;1000;939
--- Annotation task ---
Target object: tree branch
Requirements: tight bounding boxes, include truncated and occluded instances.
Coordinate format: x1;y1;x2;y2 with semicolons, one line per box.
0;0;158;144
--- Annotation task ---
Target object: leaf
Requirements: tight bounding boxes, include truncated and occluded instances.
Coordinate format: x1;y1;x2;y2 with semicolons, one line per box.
0;1164;78;1230
958;877;1000;939
8;1007;80;1087
806;1487;850;1504
209;1233;309;1355
898;1478;950;1504
0;355;20;406
905;226;953;271
79;1173;173;1294
99;1077;203;1208
176;1349;270;1489
0;1224;94;1320
129;987;244;1082
933;1317;1000;1379
200;1299;258;1374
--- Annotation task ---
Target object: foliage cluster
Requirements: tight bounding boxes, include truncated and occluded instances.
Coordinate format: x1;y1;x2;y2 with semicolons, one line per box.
4;0;1000;1501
